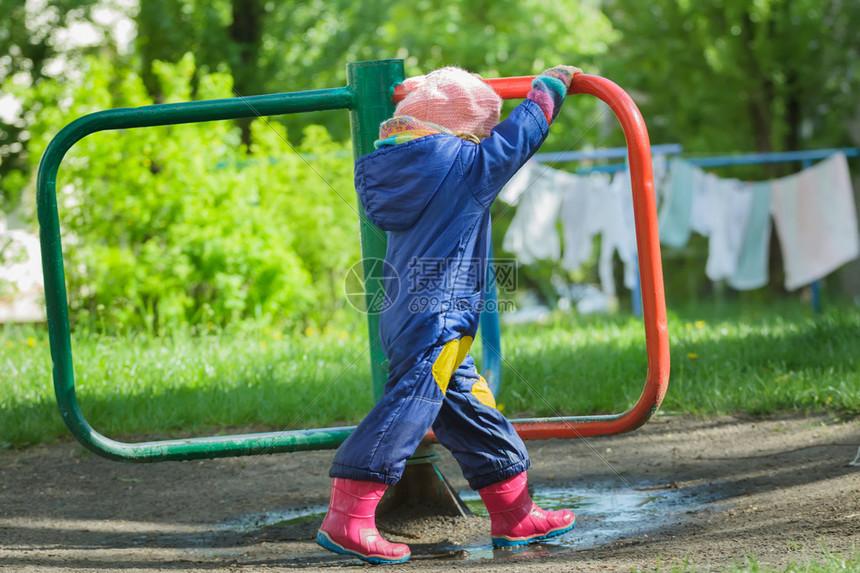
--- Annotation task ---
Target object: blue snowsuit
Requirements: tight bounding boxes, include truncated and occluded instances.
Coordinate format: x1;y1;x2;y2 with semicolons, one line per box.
330;98;550;490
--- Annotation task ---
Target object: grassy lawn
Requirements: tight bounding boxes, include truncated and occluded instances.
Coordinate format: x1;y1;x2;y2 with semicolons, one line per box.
499;301;859;419
1;301;858;448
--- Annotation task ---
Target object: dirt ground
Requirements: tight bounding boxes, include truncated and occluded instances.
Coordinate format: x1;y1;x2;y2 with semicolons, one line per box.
1;413;858;572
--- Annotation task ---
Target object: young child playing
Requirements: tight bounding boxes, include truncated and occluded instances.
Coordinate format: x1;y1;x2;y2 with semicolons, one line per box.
317;64;582;564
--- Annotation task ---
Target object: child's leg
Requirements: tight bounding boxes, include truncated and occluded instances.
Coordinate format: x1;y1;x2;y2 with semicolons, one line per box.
430;354;529;489
433;355;575;546
329;342;453;484
320;339;468;563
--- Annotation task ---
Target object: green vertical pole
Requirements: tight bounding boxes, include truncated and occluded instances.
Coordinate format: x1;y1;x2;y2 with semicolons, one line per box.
346;64;469;520
346;60;405;401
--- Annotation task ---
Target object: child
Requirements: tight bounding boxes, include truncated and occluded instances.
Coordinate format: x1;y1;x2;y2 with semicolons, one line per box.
317;64;582;564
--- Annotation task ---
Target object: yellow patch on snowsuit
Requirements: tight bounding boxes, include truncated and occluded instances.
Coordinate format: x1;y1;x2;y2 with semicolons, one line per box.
470;375;497;409
431;336;473;395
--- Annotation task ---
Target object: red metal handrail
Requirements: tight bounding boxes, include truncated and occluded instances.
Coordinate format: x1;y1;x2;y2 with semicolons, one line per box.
396;74;670;439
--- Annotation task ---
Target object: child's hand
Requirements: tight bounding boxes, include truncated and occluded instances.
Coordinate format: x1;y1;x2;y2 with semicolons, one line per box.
529;65;582;124
540;65;583;88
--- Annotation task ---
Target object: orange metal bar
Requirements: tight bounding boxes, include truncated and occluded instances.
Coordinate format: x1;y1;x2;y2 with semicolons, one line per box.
397;74;670;439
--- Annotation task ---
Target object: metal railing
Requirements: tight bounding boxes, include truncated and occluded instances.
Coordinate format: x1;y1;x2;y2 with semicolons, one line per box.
37;60;669;462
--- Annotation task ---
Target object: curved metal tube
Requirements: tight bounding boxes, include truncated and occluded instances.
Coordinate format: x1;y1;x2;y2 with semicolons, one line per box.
38;71;667;462
499;74;670;438
396;74;671;439
37;87;355;462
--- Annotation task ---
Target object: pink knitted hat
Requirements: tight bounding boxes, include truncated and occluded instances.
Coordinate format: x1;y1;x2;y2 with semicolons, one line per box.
394;67;503;139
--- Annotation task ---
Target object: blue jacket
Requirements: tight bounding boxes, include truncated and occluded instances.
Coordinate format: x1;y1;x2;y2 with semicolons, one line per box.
354;99;549;364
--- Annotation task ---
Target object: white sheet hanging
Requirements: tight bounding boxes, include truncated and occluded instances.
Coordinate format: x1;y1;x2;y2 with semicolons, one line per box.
501;166;565;265
559;170;594;272
585;172;637;296
769;152;859;290
689;170;720;238
704;177;755;282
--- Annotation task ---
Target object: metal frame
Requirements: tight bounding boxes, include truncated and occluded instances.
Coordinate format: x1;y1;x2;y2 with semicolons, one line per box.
421;74;671;440
37;61;669;462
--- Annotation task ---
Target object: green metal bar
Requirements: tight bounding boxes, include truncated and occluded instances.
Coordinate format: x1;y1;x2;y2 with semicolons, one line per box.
37;86;354;462
41;60;664;464
346;59;405;401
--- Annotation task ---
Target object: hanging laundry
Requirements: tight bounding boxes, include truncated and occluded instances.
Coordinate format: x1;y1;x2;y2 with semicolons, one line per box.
582;172;612;238
704;177;754;282
689;170;721;238
769;152;859;291
728;181;772;291
501;166;566;265
497;160;538;206
652;154;669;194
657;158;698;248
558;170;594;272
614;170;639;291
500;155;666;297
657;161;771;286
587;172;637;296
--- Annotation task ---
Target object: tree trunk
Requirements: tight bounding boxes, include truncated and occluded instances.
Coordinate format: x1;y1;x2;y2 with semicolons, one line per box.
229;0;264;148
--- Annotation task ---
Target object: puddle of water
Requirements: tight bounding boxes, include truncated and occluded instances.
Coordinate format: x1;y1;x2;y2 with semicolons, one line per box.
455;484;707;558
211;482;714;564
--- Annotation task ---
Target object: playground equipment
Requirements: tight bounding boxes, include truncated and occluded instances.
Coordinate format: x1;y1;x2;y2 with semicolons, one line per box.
37;59;669;465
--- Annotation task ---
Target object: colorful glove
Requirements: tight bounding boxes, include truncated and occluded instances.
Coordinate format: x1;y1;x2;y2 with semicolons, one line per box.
540;65;582;88
528;65;583;124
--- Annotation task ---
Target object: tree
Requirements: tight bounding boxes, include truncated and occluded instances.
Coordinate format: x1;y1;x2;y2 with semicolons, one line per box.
600;0;860;301
601;0;860;157
0;0;106;211
131;0;616;146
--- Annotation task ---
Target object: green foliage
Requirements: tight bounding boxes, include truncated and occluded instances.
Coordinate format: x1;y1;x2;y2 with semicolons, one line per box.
595;0;860;304
0;0;107;210
602;0;860;156
2;1;630;332
374;0;616;77
12;53;360;332
373;0;618;152
130;0;617;145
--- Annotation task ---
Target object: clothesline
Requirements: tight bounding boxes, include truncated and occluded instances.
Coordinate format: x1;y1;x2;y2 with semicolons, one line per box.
683;147;860;167
667;147;859;313
532;146;860;175
500;146;859;315
531;143;682;166
662;153;857;289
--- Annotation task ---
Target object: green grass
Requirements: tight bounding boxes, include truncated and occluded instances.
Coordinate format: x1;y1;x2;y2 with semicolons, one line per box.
0;324;374;448
497;302;860;419
1;301;858;448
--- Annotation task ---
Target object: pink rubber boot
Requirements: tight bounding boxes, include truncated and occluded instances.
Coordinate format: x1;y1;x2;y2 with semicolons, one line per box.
478;472;576;547
316;478;411;564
